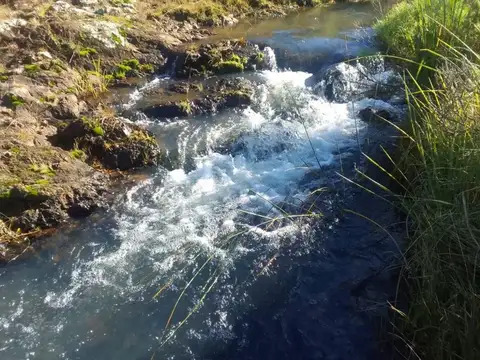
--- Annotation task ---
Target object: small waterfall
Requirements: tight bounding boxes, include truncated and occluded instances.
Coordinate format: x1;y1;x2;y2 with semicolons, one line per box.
263;47;277;71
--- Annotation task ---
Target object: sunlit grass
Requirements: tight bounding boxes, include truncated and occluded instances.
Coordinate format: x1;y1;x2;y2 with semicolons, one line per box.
369;1;480;358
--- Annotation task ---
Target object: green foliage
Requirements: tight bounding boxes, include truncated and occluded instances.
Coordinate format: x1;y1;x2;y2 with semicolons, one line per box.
92;126;105;136
24;185;39;196
255;51;265;63
375;0;479;64
78;47;98;57
373;1;480;359
35;179;50;186
113;63;132;79
38;1;53;17
193;82;204;92
110;59;152;79
139;63;155;73
6;94;25;109
122;59;140;69
104;74;115;83
24;64;40;75
178;100;192;114
215;60;244;74
39;95;56;104
0;75;8;82
81;117;105;137
70;149;87;161
111;33;123;45
29;164;55;177
0;188;11;199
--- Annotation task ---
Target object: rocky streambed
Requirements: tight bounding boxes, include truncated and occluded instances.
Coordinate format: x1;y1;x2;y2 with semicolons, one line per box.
0;2;406;360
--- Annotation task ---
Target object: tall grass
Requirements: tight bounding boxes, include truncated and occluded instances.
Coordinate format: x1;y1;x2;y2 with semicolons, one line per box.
374;0;480;359
375;0;480;64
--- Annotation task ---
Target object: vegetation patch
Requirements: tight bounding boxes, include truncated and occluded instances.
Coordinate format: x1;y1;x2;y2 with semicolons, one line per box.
4;94;25;109
78;47;98;57
92;125;105;136
29;163;56;177
24;64;41;76
373;0;480;359
215;60;244;73
70;149;87;161
178;100;192;114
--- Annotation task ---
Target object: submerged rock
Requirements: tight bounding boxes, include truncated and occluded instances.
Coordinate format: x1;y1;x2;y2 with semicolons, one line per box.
358;107;396;126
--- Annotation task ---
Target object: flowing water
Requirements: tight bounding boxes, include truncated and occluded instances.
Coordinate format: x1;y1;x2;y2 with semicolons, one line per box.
0;4;403;360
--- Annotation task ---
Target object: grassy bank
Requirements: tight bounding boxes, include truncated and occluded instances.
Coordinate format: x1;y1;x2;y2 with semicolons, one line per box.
374;0;480;359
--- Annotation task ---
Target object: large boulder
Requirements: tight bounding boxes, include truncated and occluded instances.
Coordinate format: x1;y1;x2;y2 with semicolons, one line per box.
310;56;404;103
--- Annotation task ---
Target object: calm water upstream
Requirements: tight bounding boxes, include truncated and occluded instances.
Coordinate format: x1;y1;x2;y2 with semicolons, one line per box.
0;4;402;360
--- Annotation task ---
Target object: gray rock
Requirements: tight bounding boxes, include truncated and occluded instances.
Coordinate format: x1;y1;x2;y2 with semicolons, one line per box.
51;94;84;119
312;59;404;103
358;107;396;126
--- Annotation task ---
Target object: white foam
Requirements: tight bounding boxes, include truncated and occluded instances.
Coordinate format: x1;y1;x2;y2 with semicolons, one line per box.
0;63;397;358
44;70;375;307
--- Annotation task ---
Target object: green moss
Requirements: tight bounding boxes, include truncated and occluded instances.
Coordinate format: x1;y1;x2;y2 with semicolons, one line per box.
111;33;123;45
178;100;192;114
215;60;244;74
29;164;55;177
104;74;115;83
35;179;50;186
92;126;105;136
139;63;155;73
0;188;11;199
24;185;39;197
122;59;140;69
57;121;68;130
129;130;157;145
70;149;87;161
10;147;21;155
5;94;25;109
24;64;40;75
255;51;265;63
113;63;132;79
0;75;8;82
78;47;98;57
39;95;56;104
110;60;146;79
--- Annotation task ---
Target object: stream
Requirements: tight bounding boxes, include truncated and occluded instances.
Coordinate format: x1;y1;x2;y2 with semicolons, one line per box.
0;3;403;360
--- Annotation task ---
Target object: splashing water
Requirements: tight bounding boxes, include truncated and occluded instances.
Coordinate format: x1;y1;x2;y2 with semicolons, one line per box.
0;41;402;360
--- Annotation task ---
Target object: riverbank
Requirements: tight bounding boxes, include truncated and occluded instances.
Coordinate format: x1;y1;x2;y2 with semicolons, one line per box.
375;0;480;358
0;0;332;263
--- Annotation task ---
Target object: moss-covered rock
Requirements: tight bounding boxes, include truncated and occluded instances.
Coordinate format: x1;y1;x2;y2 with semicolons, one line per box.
52;117;163;170
140;78;254;119
174;40;271;78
